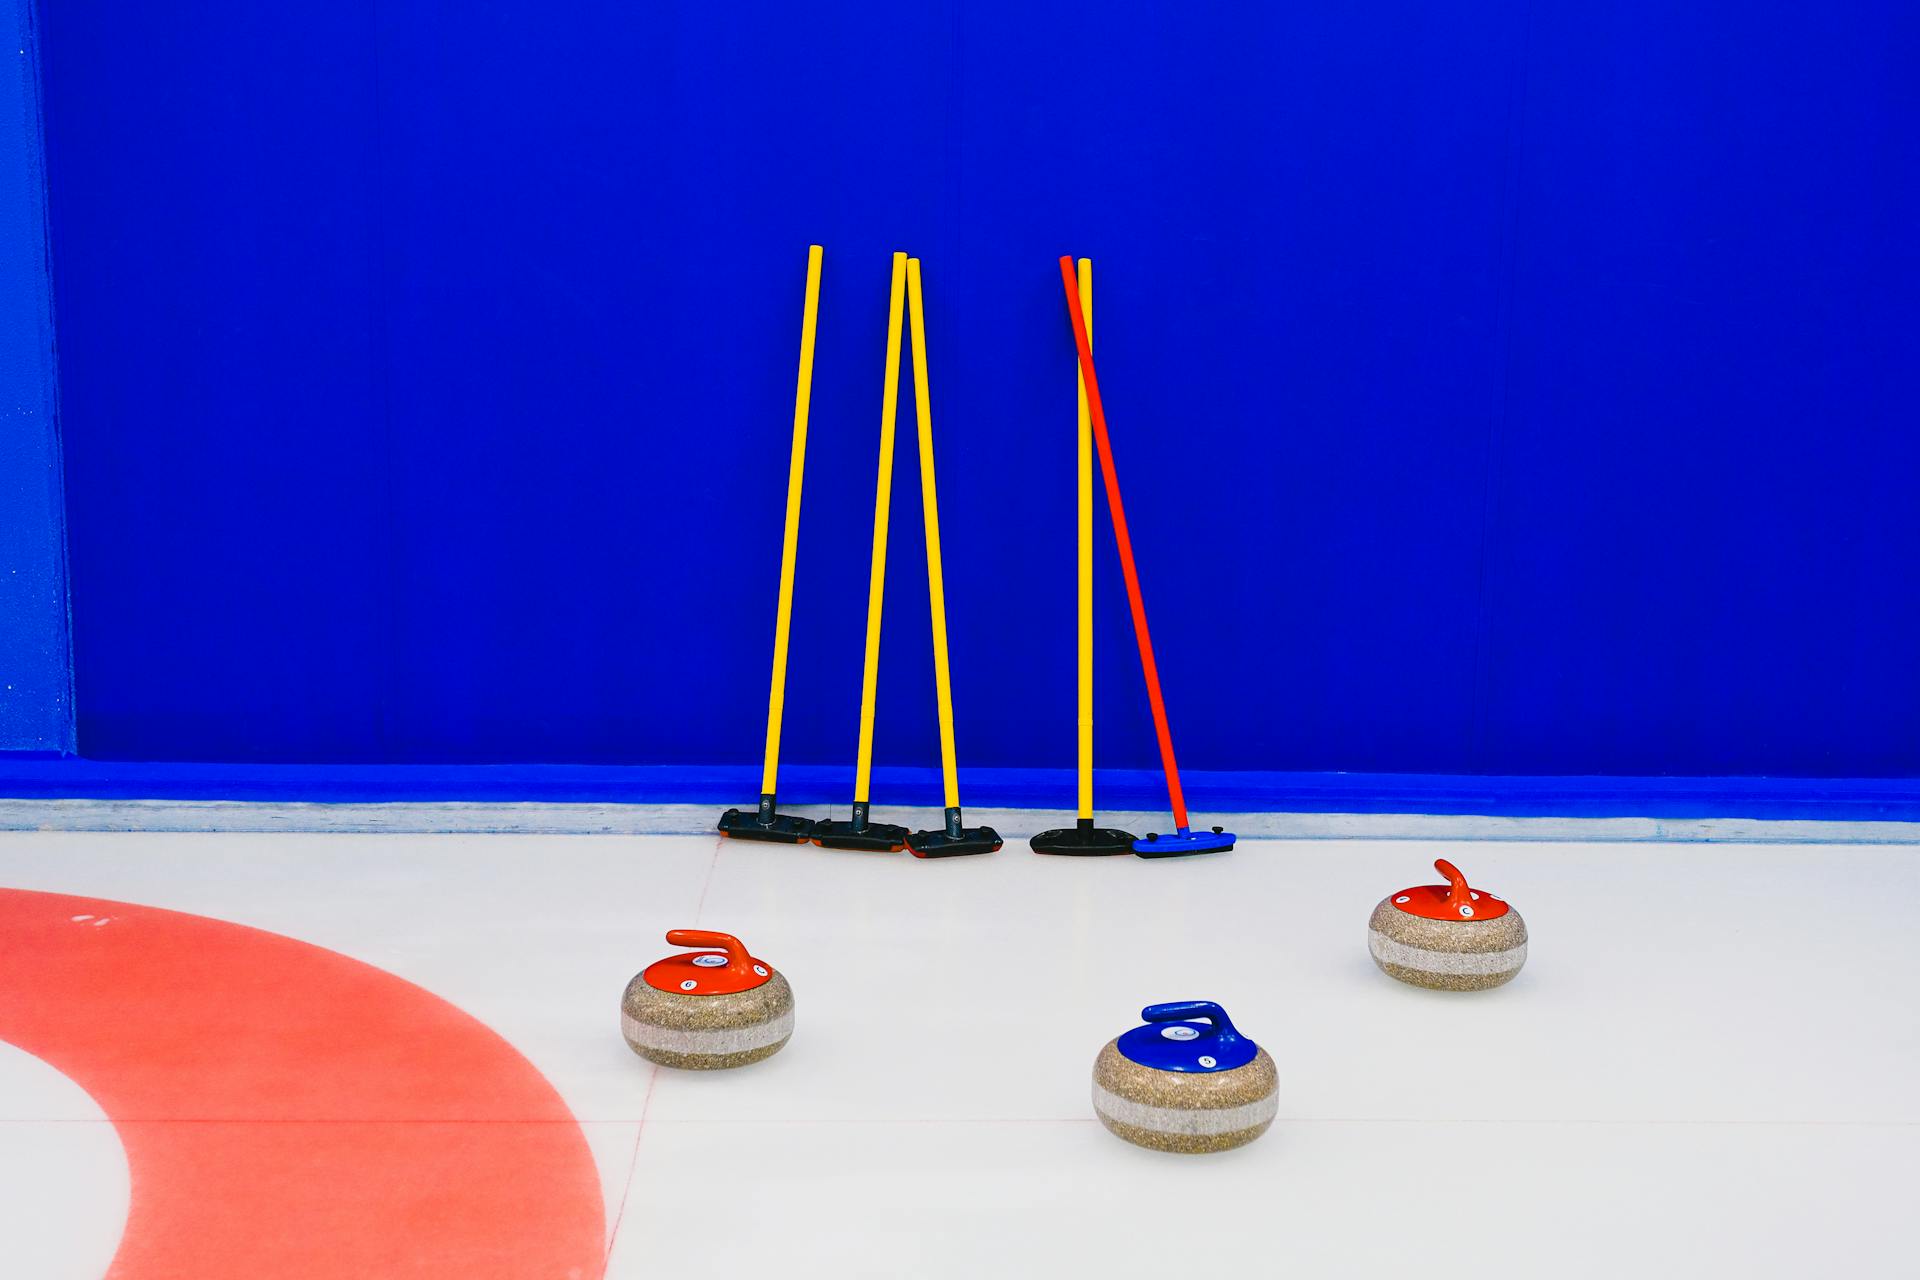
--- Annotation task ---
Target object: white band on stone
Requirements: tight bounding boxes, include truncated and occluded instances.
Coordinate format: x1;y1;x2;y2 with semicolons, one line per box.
1091;1081;1279;1136
621;1009;794;1057
1368;929;1527;975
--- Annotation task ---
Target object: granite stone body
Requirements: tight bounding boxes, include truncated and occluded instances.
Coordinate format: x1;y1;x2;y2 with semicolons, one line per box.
1091;1040;1278;1154
620;969;794;1069
1367;897;1527;991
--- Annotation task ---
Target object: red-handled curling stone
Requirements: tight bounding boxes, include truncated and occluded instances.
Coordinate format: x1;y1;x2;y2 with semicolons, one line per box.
620;929;794;1069
1367;859;1527;991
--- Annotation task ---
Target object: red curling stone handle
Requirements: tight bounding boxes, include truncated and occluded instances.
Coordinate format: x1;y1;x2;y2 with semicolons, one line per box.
665;929;755;977
1433;859;1474;914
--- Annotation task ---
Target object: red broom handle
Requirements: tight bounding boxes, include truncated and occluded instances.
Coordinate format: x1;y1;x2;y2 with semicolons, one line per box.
1056;256;1190;831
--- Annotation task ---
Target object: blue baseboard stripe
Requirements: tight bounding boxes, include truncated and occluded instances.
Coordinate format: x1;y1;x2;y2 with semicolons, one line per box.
0;760;1916;822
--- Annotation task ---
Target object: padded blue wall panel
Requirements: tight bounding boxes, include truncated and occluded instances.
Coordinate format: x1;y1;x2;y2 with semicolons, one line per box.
0;0;71;753
1477;4;1920;774
44;3;387;758
37;1;1920;775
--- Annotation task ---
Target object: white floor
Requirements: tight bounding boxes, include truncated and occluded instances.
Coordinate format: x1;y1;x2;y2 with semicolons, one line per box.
1;829;1914;1277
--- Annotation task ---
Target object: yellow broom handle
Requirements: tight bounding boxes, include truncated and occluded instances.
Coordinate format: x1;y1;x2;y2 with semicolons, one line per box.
760;244;823;797
906;259;961;811
1076;258;1094;818
853;252;909;805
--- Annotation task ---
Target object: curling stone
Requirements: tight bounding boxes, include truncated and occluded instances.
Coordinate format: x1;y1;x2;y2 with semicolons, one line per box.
1091;1001;1277;1154
620;929;793;1069
1368;857;1527;991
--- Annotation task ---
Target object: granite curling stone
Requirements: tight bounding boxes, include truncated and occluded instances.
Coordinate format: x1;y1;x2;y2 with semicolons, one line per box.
1092;1001;1277;1154
1368;858;1527;991
621;929;793;1069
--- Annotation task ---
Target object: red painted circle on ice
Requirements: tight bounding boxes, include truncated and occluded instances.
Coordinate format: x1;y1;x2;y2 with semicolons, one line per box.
0;888;603;1278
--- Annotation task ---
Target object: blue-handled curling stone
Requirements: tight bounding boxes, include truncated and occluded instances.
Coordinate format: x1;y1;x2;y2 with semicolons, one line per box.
1091;1001;1277;1153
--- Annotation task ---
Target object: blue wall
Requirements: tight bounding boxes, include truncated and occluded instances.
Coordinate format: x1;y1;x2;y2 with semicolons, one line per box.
0;0;71;753
37;2;1920;776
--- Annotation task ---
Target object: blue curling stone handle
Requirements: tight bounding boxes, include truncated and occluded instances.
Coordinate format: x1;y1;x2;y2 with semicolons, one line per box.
1115;1001;1260;1073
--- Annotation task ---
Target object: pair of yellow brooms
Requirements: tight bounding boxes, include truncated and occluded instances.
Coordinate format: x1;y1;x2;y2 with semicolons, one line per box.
717;248;1233;858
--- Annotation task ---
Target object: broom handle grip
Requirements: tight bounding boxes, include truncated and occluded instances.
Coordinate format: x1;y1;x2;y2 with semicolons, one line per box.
906;258;963;811
852;253;910;806
760;245;823;798
1057;257;1190;832
1076;257;1095;820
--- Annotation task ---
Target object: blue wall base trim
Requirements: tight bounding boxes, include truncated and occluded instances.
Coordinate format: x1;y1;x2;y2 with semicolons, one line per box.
1;760;1917;822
